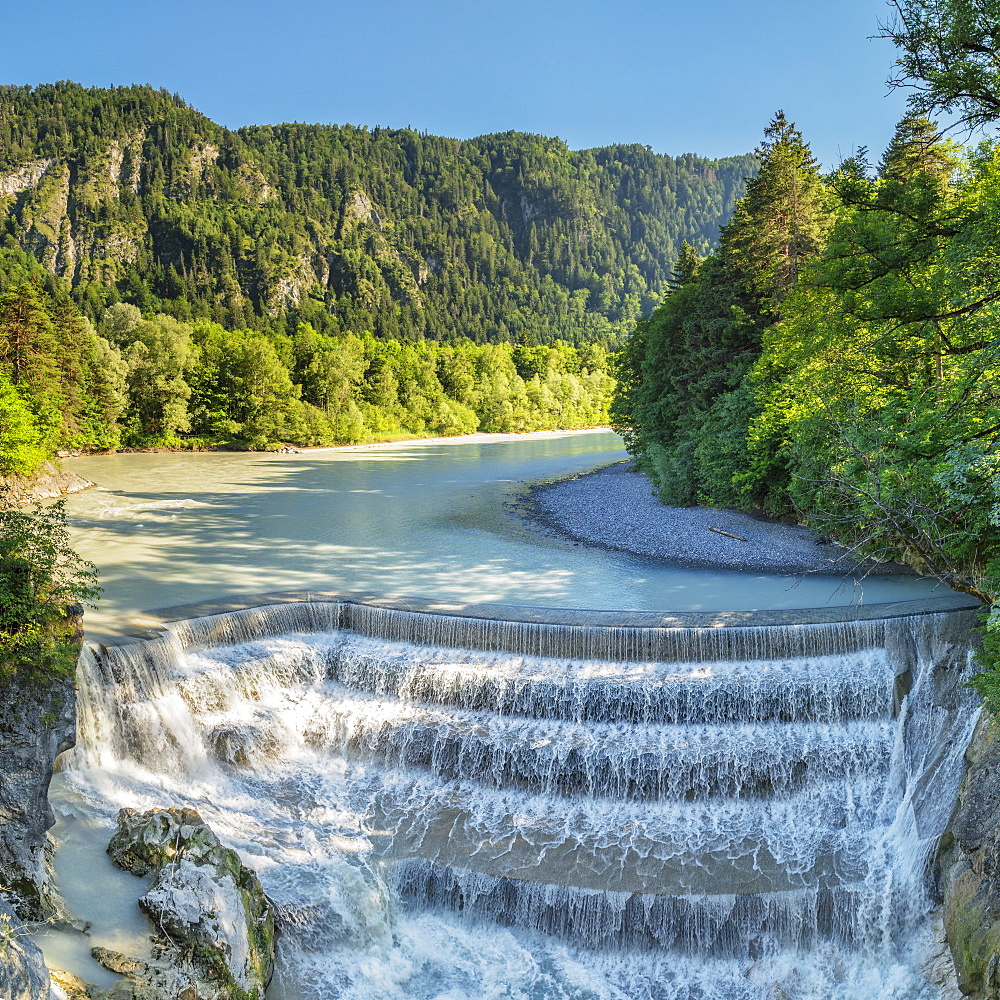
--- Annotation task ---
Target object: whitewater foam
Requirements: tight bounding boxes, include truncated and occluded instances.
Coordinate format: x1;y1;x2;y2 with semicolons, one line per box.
53;600;977;999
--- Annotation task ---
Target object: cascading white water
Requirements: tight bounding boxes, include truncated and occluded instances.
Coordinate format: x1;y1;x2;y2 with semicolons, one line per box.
60;600;978;999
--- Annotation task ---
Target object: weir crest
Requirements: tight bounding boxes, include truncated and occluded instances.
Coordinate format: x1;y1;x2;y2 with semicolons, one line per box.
65;594;980;999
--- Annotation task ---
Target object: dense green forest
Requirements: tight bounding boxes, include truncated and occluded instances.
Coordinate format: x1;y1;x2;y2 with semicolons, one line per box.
0;82;760;475
0;82;754;346
0;261;615;474
612;0;1000;662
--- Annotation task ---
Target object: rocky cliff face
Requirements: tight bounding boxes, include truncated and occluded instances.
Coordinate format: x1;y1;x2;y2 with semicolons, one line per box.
0;671;76;920
0;897;53;1000
1;83;759;342
0;665;78;997
939;712;1000;997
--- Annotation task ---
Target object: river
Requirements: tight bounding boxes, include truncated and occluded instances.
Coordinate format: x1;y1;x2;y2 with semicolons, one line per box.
37;430;972;1000
61;430;944;639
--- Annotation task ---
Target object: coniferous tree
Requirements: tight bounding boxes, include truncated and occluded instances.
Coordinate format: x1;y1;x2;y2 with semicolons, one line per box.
719;112;828;310
878;114;957;182
0;83;755;346
612;113;828;508
669;242;701;288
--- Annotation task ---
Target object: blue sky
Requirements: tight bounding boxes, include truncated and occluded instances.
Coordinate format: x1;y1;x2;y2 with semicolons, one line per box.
2;0;910;167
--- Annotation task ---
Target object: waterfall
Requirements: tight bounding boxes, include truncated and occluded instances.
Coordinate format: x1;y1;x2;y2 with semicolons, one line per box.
63;599;979;999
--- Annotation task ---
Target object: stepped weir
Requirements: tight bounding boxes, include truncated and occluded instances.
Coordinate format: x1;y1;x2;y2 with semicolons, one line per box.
69;591;982;999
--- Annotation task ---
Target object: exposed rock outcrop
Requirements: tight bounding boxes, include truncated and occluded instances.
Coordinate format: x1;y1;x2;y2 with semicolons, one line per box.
0;629;80;997
104;807;276;1000
0;897;52;1000
0;158;56;198
0;671;76;920
2;461;95;506
939;712;1000;997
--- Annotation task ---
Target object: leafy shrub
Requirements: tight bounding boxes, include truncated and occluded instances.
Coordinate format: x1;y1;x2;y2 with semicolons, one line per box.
0;497;100;682
970;608;1000;713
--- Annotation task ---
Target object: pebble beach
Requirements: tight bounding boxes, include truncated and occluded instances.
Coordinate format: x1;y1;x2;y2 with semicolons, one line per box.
529;461;912;577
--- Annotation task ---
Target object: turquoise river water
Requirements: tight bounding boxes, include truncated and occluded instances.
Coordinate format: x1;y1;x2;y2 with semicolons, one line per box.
32;429;970;1000
60;430;943;638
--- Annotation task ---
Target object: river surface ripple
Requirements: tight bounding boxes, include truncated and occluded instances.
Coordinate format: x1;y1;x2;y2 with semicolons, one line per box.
61;430;944;637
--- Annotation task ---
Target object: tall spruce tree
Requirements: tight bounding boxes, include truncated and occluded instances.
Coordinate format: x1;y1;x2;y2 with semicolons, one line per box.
669;242;701;288
879;114;957;182
612;113;828;508
719;111;827;311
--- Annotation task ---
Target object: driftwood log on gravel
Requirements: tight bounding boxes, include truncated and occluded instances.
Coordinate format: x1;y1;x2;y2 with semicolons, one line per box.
706;526;747;542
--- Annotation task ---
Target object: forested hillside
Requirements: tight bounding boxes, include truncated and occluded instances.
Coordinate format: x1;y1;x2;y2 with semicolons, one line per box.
0;82;754;345
612;0;1000;646
0;262;614;473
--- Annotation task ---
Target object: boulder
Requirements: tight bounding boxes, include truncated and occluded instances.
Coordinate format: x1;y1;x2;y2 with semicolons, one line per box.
207;725;280;767
0;896;52;1000
91;947;199;1000
105;807;275;1000
50;967;107;999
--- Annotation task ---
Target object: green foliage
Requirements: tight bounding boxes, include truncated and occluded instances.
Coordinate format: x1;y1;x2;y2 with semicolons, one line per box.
0;375;45;475
612;112;828;511
0;281;127;467
0;279;617;471
744;122;1000;601
0;498;100;681
883;0;1000;129
121;314;194;442
718;112;829;307
969;611;1000;713
189;322;297;447
0;82;754;347
613;96;1000;612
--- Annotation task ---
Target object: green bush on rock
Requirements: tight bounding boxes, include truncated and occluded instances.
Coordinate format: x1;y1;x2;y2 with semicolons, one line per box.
0;497;99;682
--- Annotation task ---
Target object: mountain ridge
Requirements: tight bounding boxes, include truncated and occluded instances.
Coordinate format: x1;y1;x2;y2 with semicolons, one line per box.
0;82;755;344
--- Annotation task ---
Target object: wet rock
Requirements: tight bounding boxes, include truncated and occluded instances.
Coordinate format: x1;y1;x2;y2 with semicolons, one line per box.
91;946;198;1000
106;807;275;1000
50;967;104;999
0;896;52;999
1;460;94;505
939;713;1000;997
918;915;964;1000
208;725;280;767
0;672;76;919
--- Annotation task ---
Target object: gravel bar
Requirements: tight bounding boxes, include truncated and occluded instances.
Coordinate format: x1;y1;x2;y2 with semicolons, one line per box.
528;461;912;577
